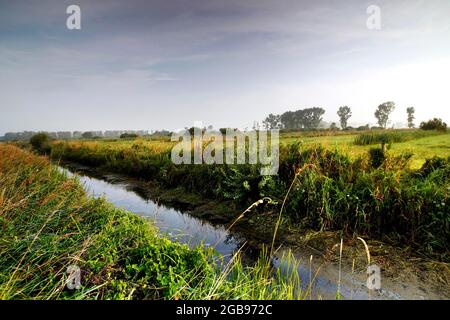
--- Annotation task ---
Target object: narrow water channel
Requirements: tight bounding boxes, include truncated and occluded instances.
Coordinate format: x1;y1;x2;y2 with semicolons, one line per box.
60;164;445;300
64;168;241;258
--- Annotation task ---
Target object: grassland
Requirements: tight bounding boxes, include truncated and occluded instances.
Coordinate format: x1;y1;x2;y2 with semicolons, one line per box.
49;129;449;169
0;144;305;300
280;129;450;168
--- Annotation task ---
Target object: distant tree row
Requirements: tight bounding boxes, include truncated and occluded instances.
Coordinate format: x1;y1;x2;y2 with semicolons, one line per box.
1;130;151;141
261;102;431;131
262;107;326;130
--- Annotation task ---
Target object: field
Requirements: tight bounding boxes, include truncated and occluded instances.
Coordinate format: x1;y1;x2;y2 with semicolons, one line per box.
47;129;450;169
281;130;450;168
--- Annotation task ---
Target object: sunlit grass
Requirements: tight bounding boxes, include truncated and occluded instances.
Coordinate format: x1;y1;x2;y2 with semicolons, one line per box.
279;130;450;168
63;129;450;170
0;144;303;300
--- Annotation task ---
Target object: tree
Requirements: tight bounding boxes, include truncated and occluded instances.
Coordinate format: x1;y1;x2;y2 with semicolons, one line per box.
406;107;415;128
30;133;51;155
329;122;338;130
120;133;138;139
302;107;325;129
262;114;281;129
280;111;296;129
337;106;352;130
82;131;94;139
292;109;304;129
420;118;447;131
374;101;395;129
278;107;325;129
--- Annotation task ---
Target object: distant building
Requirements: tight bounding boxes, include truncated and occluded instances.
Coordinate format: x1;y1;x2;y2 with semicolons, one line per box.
73;131;83;139
57;131;72;139
46;132;58;139
104;130;121;138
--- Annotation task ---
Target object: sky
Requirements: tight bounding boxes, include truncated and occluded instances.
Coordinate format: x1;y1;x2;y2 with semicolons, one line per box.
1;0;449;134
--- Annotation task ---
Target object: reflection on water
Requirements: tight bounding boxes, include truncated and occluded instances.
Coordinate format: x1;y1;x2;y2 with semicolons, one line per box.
63;167;243;261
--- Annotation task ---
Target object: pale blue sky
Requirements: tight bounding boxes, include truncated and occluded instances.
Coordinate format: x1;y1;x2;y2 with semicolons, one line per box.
1;0;449;134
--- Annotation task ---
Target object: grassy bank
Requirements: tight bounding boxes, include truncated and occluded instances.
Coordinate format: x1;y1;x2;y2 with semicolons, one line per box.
0;144;304;300
47;132;450;260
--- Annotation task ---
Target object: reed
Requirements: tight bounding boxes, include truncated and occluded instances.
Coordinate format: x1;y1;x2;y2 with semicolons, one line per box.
353;129;444;146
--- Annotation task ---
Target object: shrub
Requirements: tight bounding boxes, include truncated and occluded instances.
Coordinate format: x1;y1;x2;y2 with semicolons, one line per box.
368;147;385;168
356;124;370;131
30;133;51;155
81;132;94;139
120;133;138;139
419;156;449;176
420;118;447;131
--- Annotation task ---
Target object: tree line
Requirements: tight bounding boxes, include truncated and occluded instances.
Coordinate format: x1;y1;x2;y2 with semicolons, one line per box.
261;102;435;131
0;130;152;141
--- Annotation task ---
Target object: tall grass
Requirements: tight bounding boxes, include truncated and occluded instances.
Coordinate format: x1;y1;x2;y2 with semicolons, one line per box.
354;129;444;146
276;144;449;259
47;138;450;259
0;144;303;300
185;249;307;300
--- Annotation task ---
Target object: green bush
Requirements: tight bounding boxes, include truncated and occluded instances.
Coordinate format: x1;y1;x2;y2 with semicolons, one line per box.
420;118;448;131
30;133;51;155
120;133;138;139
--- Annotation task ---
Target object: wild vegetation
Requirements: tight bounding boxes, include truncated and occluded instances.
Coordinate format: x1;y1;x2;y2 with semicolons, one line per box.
420;118;448;131
43;129;450;260
29;132;52;155
0;144;304;300
2;124;449;301
353;129;445;146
